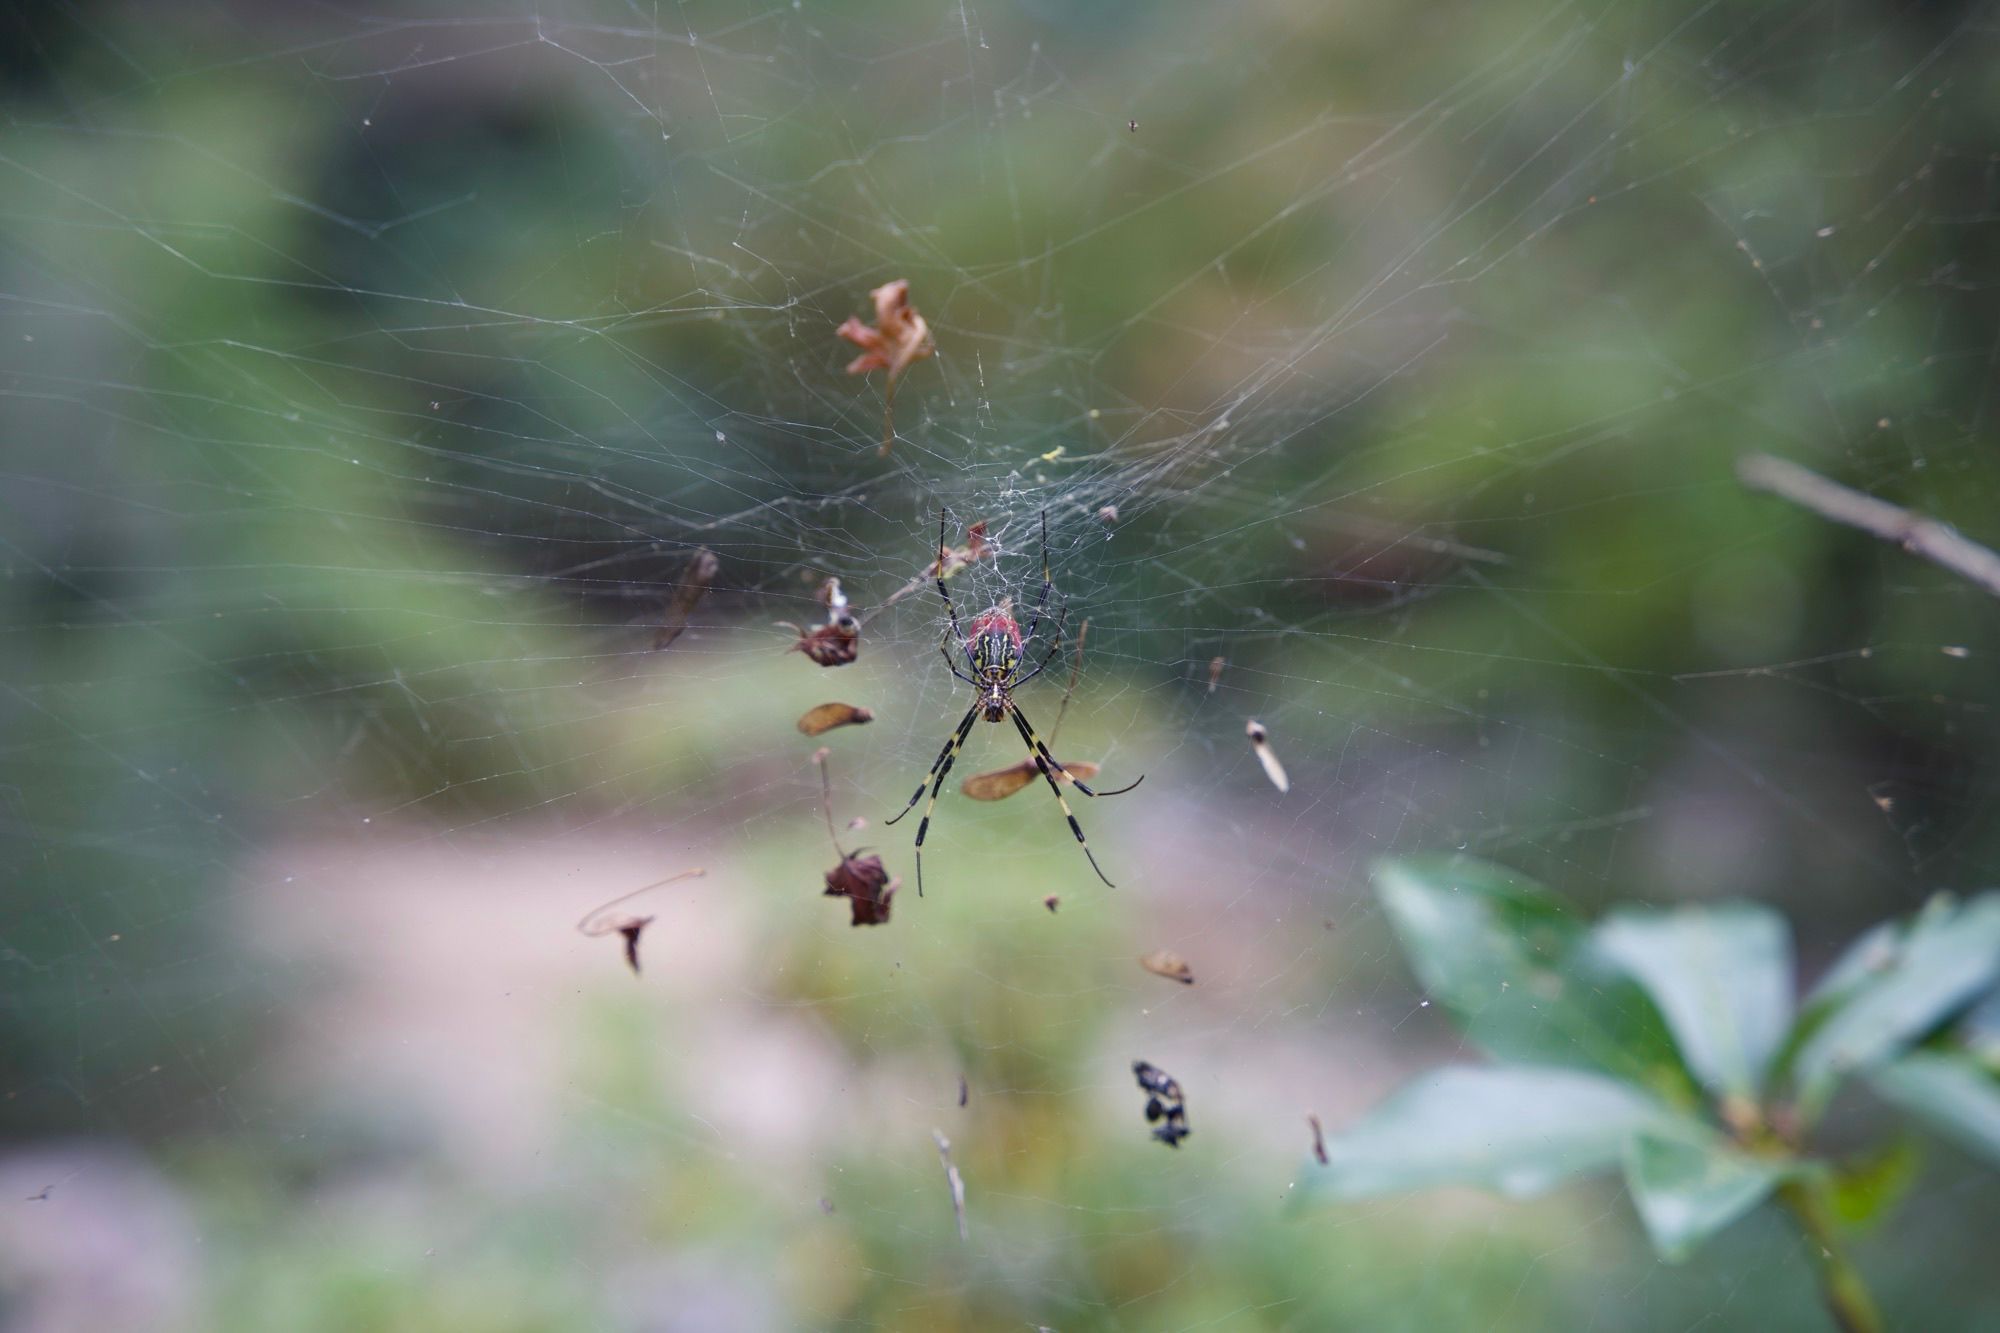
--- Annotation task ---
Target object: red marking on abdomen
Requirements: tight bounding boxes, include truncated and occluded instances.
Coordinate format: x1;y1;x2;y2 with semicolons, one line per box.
968;608;1023;649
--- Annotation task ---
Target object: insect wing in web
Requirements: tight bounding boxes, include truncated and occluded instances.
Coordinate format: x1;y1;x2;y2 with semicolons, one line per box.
885;512;1144;894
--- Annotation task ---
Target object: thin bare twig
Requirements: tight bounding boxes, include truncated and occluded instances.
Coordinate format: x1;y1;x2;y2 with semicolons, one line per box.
1738;453;2000;600
931;1128;968;1241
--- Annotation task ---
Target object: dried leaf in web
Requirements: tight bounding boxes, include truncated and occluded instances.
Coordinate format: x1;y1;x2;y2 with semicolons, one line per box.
824;851;898;926
796;702;874;736
961;758;1099;801
837;279;934;380
836;279;934;456
813;747;897;926
652;547;718;650
1139;950;1195;985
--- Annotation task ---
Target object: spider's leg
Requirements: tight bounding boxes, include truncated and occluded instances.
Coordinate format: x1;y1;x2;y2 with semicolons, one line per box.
1011;704;1119;888
934;508;975;670
1009;597;1068;690
883;702;980;895
1012;697;1144;799
939;637;978;687
887;700;979;827
1017;509;1054;648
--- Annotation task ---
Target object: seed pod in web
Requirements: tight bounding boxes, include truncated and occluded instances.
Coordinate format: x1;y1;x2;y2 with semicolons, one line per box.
1138;949;1195;985
797;702;874;736
960;757;1100;801
652;547;718;650
1246;718;1289;793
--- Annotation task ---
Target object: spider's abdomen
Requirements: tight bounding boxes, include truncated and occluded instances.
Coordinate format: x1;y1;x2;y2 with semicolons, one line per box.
966;608;1022;677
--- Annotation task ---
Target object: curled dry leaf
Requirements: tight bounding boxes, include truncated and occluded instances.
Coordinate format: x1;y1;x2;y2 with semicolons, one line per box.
1246;718;1289;793
837;279;934;380
653;547;719;650
797;702;875;736
836;279;935;456
1139;949;1195;985
961;757;1099;801
824;851;898;926
814;746;897;926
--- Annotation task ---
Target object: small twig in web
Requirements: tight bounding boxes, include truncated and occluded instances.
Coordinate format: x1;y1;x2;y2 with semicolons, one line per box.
932;1128;968;1241
1737;452;2000;600
576;867;707;975
1246;719;1289;793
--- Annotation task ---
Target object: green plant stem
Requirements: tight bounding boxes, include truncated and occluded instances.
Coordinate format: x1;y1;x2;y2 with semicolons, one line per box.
1777;1179;1884;1333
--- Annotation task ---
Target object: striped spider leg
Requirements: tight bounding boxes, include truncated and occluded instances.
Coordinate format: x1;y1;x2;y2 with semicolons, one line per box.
886;509;1143;894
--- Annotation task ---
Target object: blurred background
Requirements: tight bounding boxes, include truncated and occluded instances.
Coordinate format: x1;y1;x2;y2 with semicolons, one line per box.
3;0;1999;1328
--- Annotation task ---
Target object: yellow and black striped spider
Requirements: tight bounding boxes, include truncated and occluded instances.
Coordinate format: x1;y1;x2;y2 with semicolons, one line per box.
887;509;1143;893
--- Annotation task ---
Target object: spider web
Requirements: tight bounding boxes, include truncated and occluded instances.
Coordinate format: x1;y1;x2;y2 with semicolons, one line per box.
3;1;1999;1328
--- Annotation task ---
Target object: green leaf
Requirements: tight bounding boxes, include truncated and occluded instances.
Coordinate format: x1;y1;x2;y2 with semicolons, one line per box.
1826;1136;1921;1230
1309;1065;1677;1200
1590;902;1793;1097
1372;856;1690;1095
1623;1129;1795;1262
1789;893;2000;1118
1867;1050;2000;1169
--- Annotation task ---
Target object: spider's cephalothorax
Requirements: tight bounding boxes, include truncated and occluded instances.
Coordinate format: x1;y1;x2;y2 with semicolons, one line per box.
886;509;1143;894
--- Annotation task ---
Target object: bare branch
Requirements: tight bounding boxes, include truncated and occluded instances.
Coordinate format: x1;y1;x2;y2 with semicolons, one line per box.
1737;453;2000;600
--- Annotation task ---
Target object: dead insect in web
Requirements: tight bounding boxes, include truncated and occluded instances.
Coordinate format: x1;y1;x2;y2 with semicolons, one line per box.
1207;656;1226;693
957;1075;969;1108
886;516;1145;894
576;866;707;974
797;702;875;736
961;620;1106;802
1308;1113;1329;1166
1043;894;1060;913
1138;949;1194;985
779;577;861;667
1096;505;1119;526
1132;1060;1190;1148
1246;718;1289;793
815;749;899;926
837;278;935;457
1127;119;1138;132
652;547;719;650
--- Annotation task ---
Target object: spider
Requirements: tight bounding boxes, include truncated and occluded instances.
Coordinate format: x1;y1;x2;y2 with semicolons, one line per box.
887;509;1143;893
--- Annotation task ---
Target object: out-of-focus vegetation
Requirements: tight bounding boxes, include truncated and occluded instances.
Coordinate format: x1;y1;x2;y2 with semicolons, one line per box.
4;0;2000;1329
1310;856;2000;1332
